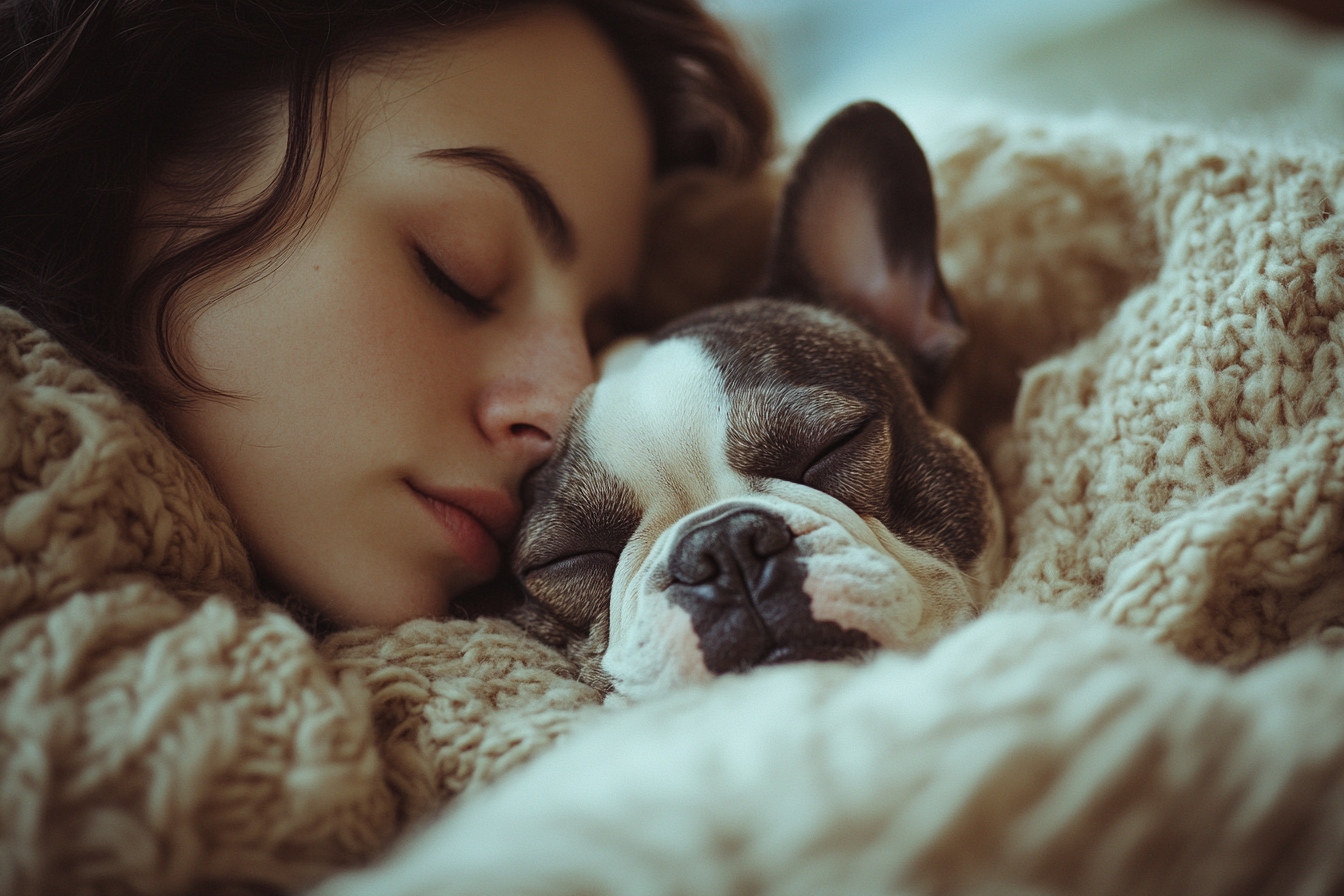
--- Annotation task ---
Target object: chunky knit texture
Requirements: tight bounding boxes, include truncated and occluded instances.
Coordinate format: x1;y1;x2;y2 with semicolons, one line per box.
933;114;1344;664
315;609;1344;896
2;110;1343;894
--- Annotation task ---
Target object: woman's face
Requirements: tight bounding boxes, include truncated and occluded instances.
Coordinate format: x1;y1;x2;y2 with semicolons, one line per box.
148;5;653;626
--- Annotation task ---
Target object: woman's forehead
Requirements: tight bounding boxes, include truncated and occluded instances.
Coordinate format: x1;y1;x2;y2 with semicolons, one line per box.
335;3;653;275
339;4;651;158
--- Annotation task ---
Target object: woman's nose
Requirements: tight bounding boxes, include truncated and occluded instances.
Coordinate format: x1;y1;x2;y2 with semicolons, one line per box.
474;319;593;466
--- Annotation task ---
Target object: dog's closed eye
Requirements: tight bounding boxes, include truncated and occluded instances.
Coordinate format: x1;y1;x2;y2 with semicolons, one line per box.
799;416;874;488
726;390;891;519
728;389;873;480
804;417;892;519
521;551;619;628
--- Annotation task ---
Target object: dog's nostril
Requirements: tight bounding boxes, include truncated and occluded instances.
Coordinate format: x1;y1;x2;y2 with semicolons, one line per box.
668;507;793;587
674;552;719;586
752;520;792;558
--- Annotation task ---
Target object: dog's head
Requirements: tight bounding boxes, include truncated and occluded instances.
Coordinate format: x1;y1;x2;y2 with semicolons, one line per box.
512;103;1004;700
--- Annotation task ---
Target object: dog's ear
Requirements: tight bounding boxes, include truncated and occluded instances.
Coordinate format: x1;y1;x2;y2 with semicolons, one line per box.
761;102;964;404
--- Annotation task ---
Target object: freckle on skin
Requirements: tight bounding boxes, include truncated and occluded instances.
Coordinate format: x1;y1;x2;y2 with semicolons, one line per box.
313;265;320;271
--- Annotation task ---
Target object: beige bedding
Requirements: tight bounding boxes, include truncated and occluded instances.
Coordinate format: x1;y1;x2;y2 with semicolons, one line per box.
1;107;1342;895
935;112;1344;661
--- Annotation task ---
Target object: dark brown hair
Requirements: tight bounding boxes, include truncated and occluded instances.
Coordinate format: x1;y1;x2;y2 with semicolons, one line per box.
0;0;774;407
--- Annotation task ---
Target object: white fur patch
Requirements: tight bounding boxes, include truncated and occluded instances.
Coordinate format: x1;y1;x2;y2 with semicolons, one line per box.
587;339;746;697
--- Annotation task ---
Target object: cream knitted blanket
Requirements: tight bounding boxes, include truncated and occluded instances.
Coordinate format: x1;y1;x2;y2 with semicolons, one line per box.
934;113;1344;661
2;110;1343;895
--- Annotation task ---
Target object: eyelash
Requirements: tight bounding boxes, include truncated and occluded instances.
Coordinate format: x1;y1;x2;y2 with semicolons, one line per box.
416;249;497;318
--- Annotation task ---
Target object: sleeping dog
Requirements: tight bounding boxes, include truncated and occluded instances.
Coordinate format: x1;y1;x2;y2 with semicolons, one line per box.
513;102;1005;700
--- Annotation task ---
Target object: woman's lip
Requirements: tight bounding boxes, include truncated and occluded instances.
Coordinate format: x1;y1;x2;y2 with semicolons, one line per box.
405;482;520;579
412;484;520;542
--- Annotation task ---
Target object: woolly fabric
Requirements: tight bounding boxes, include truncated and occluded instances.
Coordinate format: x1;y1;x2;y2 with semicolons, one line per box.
314;609;1344;896
311;113;1344;894
0;308;601;895
931;113;1344;661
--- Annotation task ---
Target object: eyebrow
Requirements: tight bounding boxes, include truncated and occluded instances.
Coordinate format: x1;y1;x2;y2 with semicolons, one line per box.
416;146;577;263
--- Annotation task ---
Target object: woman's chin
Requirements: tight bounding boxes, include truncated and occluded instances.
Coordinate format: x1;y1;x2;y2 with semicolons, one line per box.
272;561;485;631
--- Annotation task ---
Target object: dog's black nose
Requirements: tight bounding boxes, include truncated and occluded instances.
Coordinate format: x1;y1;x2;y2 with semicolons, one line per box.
667;505;875;674
667;506;792;674
668;506;793;587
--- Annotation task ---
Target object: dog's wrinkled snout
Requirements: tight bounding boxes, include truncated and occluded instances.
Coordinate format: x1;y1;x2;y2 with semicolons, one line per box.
668;506;793;587
665;505;875;675
667;506;794;674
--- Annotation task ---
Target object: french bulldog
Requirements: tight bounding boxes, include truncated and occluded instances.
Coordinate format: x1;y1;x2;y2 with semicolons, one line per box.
512;102;1005;701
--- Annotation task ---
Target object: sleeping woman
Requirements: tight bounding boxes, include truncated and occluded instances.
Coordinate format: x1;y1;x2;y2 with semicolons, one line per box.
0;2;772;889
0;0;774;629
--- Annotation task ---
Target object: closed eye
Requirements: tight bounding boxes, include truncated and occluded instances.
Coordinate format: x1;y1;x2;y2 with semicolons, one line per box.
522;550;620;578
520;550;620;628
417;248;498;318
801;417;875;491
801;419;869;478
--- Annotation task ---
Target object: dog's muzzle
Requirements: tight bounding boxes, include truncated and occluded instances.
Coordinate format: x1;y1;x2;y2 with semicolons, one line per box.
665;502;878;673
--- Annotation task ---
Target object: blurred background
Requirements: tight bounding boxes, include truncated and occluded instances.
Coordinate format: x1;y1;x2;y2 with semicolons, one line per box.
704;0;1344;147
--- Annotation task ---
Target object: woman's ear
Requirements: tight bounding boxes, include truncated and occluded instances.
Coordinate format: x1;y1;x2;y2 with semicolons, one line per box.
760;102;964;404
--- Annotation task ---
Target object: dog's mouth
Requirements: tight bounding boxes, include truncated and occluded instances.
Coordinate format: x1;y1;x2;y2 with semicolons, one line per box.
757;637;877;667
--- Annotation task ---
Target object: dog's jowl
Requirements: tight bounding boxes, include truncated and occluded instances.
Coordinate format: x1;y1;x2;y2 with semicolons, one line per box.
513;102;1005;700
